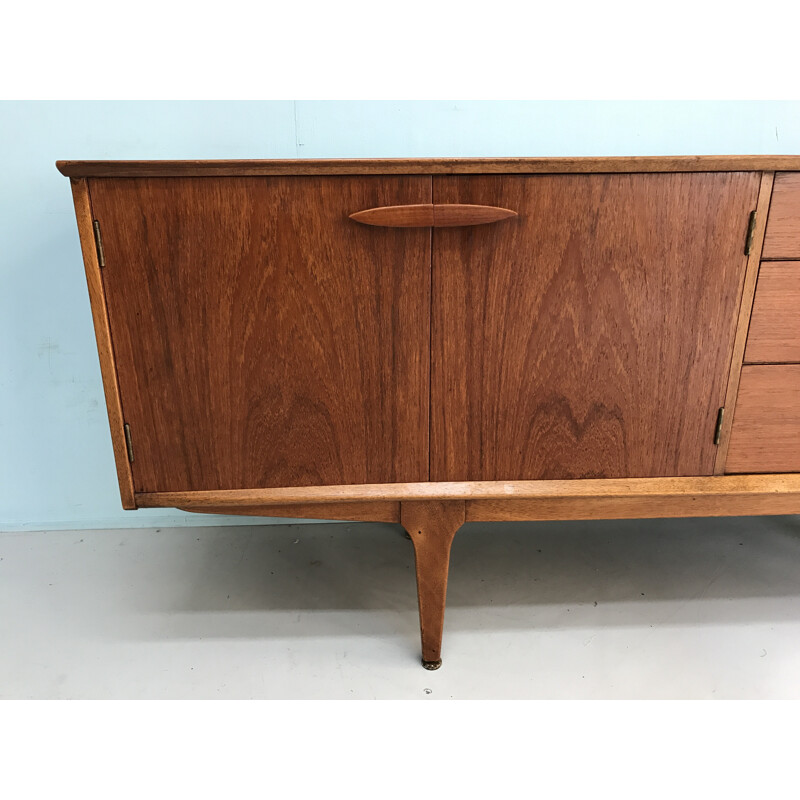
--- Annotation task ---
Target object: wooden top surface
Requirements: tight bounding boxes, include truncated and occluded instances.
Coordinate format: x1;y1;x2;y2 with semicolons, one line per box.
56;155;800;178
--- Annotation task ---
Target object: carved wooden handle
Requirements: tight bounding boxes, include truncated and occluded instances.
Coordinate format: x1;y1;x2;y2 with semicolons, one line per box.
349;203;517;228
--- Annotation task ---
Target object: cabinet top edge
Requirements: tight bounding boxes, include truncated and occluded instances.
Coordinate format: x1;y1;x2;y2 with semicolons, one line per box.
56;156;800;178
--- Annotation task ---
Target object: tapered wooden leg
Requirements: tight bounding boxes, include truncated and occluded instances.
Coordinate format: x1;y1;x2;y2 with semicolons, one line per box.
400;500;466;670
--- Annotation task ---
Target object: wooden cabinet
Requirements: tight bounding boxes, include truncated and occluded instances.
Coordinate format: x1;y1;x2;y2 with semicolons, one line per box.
58;157;800;670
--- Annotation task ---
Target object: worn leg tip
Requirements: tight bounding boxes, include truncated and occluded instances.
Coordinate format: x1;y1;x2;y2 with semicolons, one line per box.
422;658;442;671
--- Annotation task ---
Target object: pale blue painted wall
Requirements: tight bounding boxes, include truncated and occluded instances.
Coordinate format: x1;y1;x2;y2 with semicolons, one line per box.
2;101;800;531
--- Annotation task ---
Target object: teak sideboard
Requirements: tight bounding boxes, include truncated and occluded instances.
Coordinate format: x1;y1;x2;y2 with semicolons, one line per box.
58;157;800;669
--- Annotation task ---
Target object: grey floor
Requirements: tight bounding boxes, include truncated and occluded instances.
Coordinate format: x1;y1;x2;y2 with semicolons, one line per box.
1;515;799;699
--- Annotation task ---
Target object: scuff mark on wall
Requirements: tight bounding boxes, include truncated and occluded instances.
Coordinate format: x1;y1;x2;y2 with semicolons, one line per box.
38;337;60;371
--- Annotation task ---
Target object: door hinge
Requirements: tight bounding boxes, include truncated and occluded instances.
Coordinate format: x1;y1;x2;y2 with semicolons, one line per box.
713;407;725;445
92;219;106;267
744;211;757;256
123;423;134;463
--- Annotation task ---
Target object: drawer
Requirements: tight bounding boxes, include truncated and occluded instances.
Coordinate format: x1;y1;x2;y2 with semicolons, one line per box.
744;262;800;363
763;173;800;259
726;365;800;473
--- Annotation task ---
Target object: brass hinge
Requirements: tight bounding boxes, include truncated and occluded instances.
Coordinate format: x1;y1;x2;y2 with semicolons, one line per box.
744;211;757;255
713;407;725;445
92;219;106;267
123;423;134;463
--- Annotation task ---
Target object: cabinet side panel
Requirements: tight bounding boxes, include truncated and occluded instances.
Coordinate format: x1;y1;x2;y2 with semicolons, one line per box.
69;179;136;508
432;172;760;481
91;176;431;492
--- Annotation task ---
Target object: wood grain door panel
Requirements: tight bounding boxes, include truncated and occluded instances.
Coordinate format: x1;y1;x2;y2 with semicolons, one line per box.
91;176;432;492
431;173;760;481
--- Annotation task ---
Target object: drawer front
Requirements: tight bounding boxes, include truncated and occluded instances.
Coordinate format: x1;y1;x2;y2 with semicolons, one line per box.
744;262;800;363
762;173;800;259
726;365;800;473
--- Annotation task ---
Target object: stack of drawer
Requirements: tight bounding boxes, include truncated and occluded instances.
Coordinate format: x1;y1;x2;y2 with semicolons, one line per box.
727;173;800;473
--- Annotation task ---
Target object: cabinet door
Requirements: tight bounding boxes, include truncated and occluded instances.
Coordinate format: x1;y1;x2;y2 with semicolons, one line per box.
91;176;431;492
431;173;760;481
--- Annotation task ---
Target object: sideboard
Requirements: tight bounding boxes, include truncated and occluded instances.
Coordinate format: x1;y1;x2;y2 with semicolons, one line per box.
57;157;800;669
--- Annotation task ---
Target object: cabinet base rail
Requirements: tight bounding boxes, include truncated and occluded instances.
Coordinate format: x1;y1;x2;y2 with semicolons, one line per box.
138;475;800;669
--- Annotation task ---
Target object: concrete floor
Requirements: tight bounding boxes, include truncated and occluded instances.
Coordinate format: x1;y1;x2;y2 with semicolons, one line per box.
1;515;799;699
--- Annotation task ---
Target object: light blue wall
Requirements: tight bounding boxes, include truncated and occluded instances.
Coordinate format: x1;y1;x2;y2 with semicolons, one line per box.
2;101;800;531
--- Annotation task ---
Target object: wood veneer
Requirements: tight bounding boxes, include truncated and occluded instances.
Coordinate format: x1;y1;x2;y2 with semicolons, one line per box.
69;179;136;509
762;173;800;259
713;173;775;474
744;262;800;363
726;365;800;473
181;501;401;523
90;176;431;493
138;473;800;508
175;484;800;523
57;155;800;178
431;172;759;481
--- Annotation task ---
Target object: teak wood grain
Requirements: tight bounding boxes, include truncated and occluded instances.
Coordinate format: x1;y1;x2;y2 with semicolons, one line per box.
762;173;800;259
180;501;401;522
433;204;516;227
714;172;774;474
136;473;800;507
726;365;800;473
466;492;800;521
349;203;516;227
431;173;760;482
164;475;800;522
400;500;465;668
172;482;800;522
89;176;432;493
57;156;800;178
744;262;800;363
69;179;136;509
349;203;435;227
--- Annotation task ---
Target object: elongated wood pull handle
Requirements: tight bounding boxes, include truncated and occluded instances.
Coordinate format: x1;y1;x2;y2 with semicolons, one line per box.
349;203;517;228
